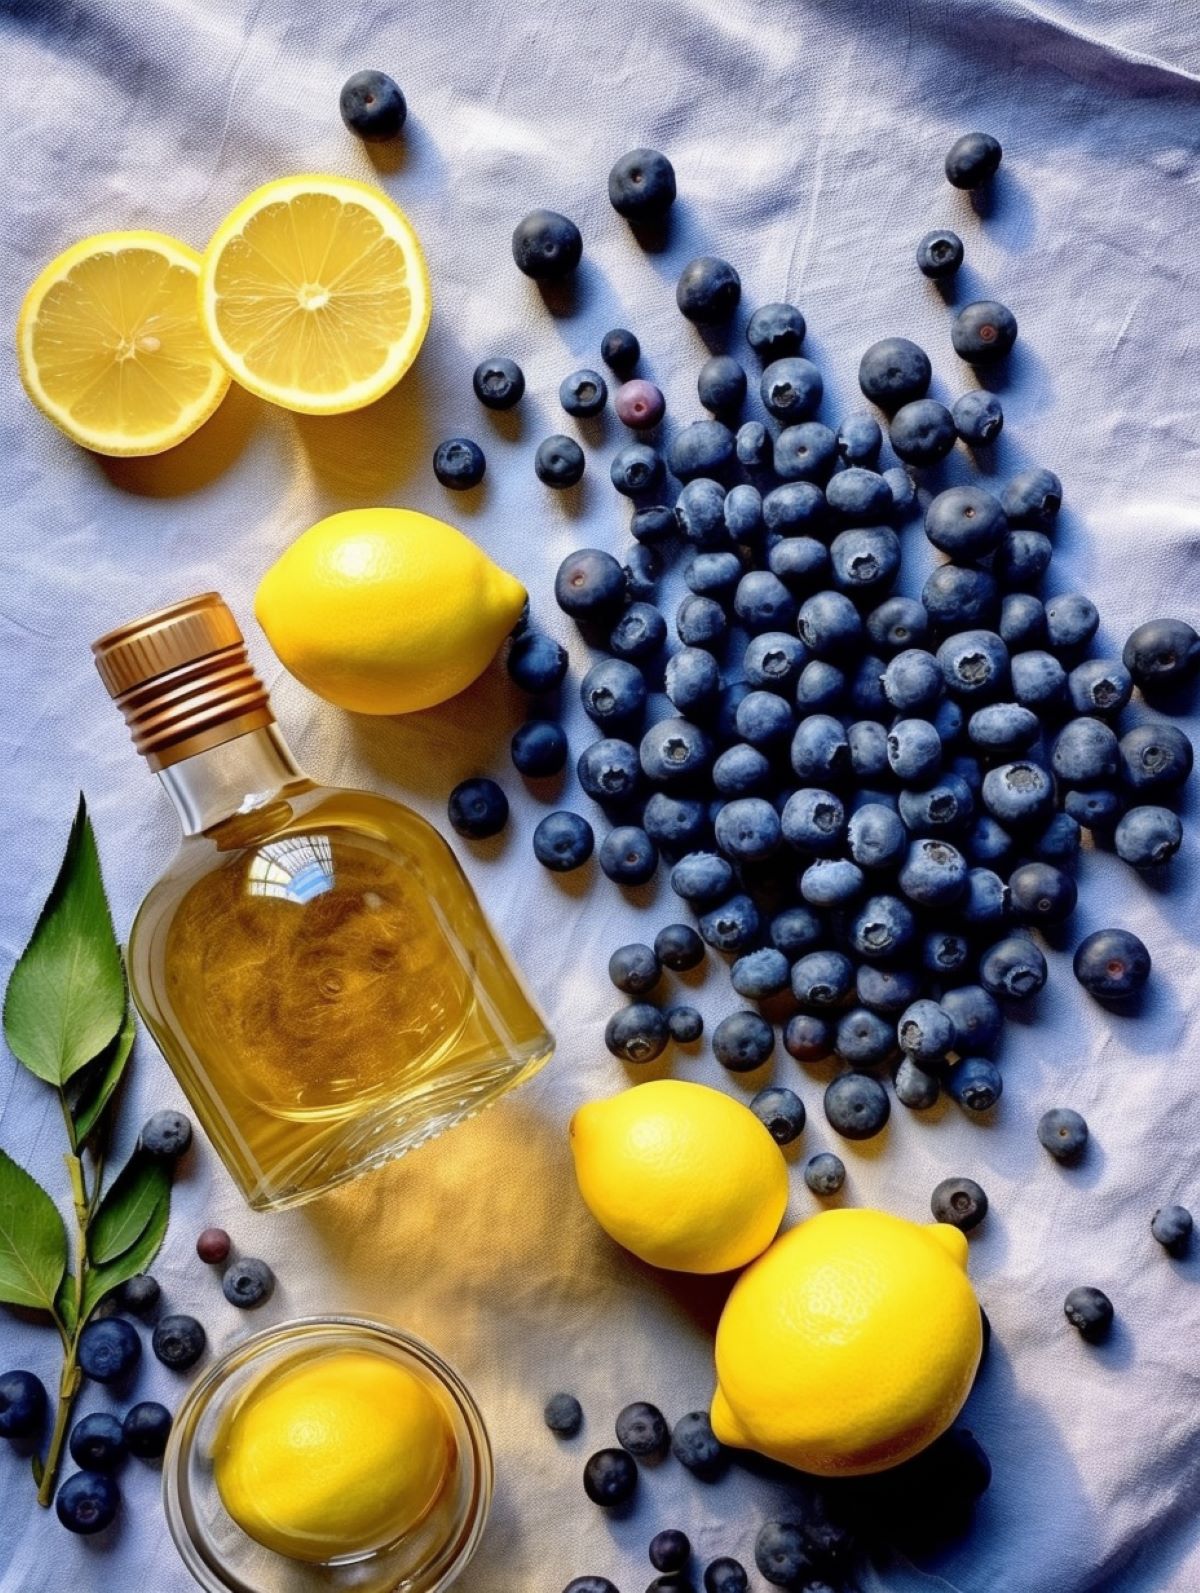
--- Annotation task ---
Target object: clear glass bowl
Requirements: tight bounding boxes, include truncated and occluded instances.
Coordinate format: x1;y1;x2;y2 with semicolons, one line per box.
163;1317;492;1593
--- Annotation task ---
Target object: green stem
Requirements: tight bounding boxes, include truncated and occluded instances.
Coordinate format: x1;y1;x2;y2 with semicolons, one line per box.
36;1345;80;1510
38;1092;93;1508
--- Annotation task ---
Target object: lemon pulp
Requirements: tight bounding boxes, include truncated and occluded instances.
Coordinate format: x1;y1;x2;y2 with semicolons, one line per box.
213;1347;452;1563
199;174;431;414
17;231;230;456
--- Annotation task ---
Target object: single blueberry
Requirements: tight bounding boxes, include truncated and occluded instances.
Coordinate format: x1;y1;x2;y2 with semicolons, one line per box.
785;1013;833;1062
980;934;1047;1000
1064;1285;1113;1342
698;354;748;415
898;999;955;1066
869;596;930;655
676;593;728;649
140;1109;192;1159
560;368;608;418
578;738;642;804
1123;618;1200;691
1009;861;1077;925
433;436;486;490
609;147;676;221
945;130;1002;187
615;1401;669;1458
1032;810;1083;866
826;467;892;523
830;526;900;597
848;893;917;961
781;788;845;854
749;1086;806;1146
800;857;865;907
512;210;582;280
123;1401;172;1460
668;420;736;481
760;357;823;422
938;629;1010;699
770;905;823;959
836;411;883;466
1073;927;1151;1000
797;592;863;659
952;300;1018;364
835;1007;897;1067
747;302;807;361
78;1318;140;1383
899;838;968;906
731;948;792;1000
723;483;764;544
885;464;918;517
1002;467;1062;529
847;803;907;872
671;1410;725;1477
1068;658;1133;718
948;1056;1003;1112
965;814;1015;868
152;1314;206;1370
610;604;667;665
1119;722;1193;793
615;379;666;430
537;435;587;489
545;1392;584;1436
895;1056;941;1110
932;1176;988;1231
925;486;1007;561
713;743;771;797
222;1257;274;1309
887;718;943;783
698;894;760;953
533;811;595;871
473;356;525;410
339;69;406;140
640;717;713;786
889;398;956;466
712;1011;775;1072
736;420;773;471
609;944;661;996
447;777;508;839
1011;649;1067;710
922;564;999;631
923;930;972;977
69;1412;124;1472
1151;1205;1193;1254
605;1004;669;1064
1052;718;1119;785
611;443;663;498
804;1152;846;1195
916;228;965;279
952;389;1004;445
0;1370;46;1439
1038;1107;1089;1164
677;256;741;322
980;760;1054;826
650;1527;691;1573
735;688;795;747
704;1558;749;1593
667;1006;704;1043
898;773;976;836
825;1072;890;1140
1045;594;1100;655
55;1469;119;1535
583;1447;638;1506
942;984;1002;1054
600;826;658;886
116;1273;161;1317
847;721;890;781
1115;805;1183;868
858;337;931;410
601;328;641;377
508;632;568;694
856;964;921;1016
775;422;838;483
644;793;708;854
670;851;734;905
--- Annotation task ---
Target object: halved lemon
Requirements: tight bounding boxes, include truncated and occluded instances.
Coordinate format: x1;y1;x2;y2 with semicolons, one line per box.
17;231;231;457
198;174;431;416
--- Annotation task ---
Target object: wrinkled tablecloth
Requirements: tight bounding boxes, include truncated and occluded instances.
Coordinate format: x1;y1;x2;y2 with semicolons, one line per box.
3;1;1200;1589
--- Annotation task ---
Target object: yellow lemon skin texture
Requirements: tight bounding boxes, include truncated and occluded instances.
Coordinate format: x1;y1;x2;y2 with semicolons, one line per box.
255;507;527;714
569;1080;789;1274
711;1208;982;1477
213;1348;452;1564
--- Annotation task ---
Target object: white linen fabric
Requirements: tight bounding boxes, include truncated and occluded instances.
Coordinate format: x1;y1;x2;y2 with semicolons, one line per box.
2;1;1199;1589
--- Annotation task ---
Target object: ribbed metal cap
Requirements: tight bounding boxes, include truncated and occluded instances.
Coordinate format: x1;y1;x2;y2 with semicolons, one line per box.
92;593;273;770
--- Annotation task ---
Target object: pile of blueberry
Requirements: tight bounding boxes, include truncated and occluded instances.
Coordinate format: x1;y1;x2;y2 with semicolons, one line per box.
0;1112;278;1533
445;134;1196;1162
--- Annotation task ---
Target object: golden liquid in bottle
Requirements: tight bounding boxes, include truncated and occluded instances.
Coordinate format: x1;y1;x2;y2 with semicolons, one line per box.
129;785;552;1208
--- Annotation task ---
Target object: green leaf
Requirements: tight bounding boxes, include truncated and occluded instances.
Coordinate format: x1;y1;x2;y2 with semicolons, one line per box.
70;1005;136;1144
3;796;126;1088
0;1147;68;1313
89;1152;170;1265
82;1187;168;1321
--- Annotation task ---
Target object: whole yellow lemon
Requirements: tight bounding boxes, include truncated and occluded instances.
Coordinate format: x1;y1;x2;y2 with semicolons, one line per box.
711;1208;982;1476
213;1348;451;1563
255;507;527;714
569;1080;789;1274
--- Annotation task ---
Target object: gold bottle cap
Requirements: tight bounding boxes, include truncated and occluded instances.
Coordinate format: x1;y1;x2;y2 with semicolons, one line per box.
92;593;274;770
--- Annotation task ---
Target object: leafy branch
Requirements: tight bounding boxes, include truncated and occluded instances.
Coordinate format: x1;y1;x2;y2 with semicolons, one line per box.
1;797;171;1506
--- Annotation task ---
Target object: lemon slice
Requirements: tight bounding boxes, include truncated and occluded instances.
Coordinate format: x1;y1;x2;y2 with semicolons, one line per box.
17;231;231;457
199;174;431;415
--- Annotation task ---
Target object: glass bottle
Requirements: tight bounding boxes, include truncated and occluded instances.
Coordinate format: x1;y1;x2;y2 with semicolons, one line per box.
93;593;553;1211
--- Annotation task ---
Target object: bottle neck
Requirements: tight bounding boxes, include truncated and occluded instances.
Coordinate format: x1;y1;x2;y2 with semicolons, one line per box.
156;724;306;837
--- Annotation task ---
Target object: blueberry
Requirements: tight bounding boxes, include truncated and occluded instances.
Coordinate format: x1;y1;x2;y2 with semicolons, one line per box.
925;486;1007;561
665;652;720;721
945;130;1002;187
781;1016;830;1067
894;1056;941;1109
70;1414;127;1471
948;1056;1003;1112
1123;618;1200;691
999;593;1047;651
731;948;791;1000
713;1010;775;1071
1031;811;1083;866
824;1072;889;1139
667;1006;704;1043
968;702;1038;756
611;443;663;498
688;554;744;607
624;545;662;604
600;826;658;886
432;436;486;491
959;866;1008;928
858;337;931;409
1064;1285;1113;1342
847;721;889;781
0;1370;46;1439
605;1004;669;1064
609;944;661;996
870;594;931;655
737;420;773;470
856;964;921;1015
886;719;942;784
995;522;1053;587
781;788;845;854
942;983;1002;1055
615;1401;669;1459
222;1256;274;1309
601;328;641;378
473;356;525;410
981;760;1054;826
508;632;568;694
723;484;764;545
832;413;882;471
899;838;968;906
922;564;998;631
704;1558;749;1593
668;420;736;481
1001;466;1062;530
898;999;954;1066
775;422;838;484
845;807;907;877
938;629;1010;700
581;660;645;730
965;814;1015;869
804;1152;846;1196
672;1410;725;1476
826;468;892;525
800;857;864;907
675;482;727;551
78;1317;140;1383
755;1520;810;1587
830;527;900;598
889;398;956;466
152;1314;206;1370
533;811;595;871
932;1176;988;1231
644;794;708;854
563;1582;618;1593
1119;721;1193;793
122;1401;172;1460
616;380;666;430
1052;718;1119;785
899;773;975;836
952;389;1004;445
885;465;918;516
140;1109;192;1159
339;69;406;140
1011;649;1067;710
835;1007;897;1067
117;1272;161;1316
741;632;803;693
1073;927;1151;1000
583;1447;638;1506
979;935;1046;1000
447;777;508;839
674;594;726;650
1045;594;1100;655
196;1227;231;1265
798;592;863;659
650;1528;691;1572
1064;786;1124;832
916;228;965;279
677;256;741;322
1037;1107;1089;1163
698;893;761;952
629;508;675;550
712;744;770;797
512;210;582;280
545;1392;584;1435
923;930;972;977
1008;861;1077;926
647;717;717;787
1068;659;1132;718
697;354;747;416
1115;805;1183;868
951;300;1018;364
760;357;824;422
769;906;823;959
56;1469;119;1534
750;1086;806;1145
610;605;666;666
671;851;734;905
747;302;806;361
1151;1205;1193;1253
537;435;587;489
609;147;676;221
579;740;642;806
733;690;792;751
559;368;608;419
849;893;916;961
